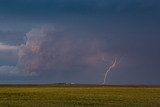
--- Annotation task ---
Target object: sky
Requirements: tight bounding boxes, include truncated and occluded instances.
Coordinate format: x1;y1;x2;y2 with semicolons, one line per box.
0;0;160;84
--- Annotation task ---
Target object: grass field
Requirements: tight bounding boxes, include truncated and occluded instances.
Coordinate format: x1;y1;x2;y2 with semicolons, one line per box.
0;84;159;107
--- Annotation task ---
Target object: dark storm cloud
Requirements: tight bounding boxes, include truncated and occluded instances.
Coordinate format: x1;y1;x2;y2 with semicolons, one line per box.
0;0;160;15
17;27;113;74
0;26;117;83
0;25;159;84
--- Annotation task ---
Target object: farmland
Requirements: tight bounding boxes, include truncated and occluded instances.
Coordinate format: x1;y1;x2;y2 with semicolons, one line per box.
0;84;159;107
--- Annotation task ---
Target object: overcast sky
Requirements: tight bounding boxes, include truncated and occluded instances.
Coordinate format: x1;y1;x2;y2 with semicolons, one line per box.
0;0;160;84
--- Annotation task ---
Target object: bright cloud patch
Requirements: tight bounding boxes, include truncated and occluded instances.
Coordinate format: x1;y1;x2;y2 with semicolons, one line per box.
0;42;18;51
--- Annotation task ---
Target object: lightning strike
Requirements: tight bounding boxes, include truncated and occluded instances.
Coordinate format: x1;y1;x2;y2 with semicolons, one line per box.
103;57;117;84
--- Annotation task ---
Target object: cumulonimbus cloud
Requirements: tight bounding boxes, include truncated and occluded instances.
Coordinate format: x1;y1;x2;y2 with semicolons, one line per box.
17;27;109;73
0;26;115;79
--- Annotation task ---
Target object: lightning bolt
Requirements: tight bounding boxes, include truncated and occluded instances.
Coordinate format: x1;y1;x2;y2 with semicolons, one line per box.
103;57;117;84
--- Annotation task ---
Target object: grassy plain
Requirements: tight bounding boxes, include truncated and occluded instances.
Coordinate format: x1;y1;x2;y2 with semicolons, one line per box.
0;84;159;107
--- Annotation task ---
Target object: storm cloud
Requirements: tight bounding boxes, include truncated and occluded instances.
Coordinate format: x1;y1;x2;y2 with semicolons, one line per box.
17;27;115;76
0;26;117;83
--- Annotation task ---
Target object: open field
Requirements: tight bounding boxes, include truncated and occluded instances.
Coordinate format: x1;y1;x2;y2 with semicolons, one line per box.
0;84;159;107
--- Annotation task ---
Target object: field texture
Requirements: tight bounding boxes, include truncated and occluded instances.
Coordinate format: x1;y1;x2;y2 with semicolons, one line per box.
0;85;159;107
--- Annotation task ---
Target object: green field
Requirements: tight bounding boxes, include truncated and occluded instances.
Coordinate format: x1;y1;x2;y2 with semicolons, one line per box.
0;85;159;107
